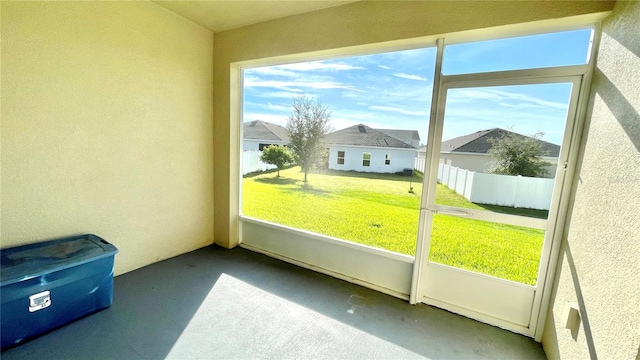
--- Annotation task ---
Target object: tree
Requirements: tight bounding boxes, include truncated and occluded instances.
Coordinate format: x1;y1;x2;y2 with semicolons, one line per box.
314;148;330;171
488;130;551;178
286;94;332;182
260;145;293;177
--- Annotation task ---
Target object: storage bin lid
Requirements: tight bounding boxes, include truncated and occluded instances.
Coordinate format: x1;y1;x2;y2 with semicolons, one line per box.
1;234;118;286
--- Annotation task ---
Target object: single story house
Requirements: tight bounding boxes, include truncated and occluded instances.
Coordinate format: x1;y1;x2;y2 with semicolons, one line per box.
324;124;418;173
243;120;289;151
418;128;560;178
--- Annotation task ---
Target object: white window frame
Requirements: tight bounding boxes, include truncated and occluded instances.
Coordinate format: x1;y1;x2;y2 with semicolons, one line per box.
337;150;345;165
384;153;391;165
362;152;371;167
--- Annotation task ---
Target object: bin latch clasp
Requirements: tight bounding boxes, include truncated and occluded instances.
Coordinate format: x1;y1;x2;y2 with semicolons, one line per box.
29;291;51;312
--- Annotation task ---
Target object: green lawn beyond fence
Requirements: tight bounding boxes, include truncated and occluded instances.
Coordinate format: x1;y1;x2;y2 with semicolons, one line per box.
242;167;544;285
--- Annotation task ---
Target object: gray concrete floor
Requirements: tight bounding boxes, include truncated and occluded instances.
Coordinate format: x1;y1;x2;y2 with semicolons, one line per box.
2;245;546;359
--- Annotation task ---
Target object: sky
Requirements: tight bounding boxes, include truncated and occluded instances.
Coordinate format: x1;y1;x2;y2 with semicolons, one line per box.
243;28;593;146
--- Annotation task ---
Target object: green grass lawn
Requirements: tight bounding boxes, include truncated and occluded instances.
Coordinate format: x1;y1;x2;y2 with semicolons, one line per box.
242;167;544;285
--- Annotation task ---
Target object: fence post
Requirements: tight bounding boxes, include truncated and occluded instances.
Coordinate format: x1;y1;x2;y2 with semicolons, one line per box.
242;151;246;175
453;166;459;191
461;169;468;197
466;171;474;200
514;175;522;208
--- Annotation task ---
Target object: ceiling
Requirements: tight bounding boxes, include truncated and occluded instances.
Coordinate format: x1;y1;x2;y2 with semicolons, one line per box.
152;1;359;33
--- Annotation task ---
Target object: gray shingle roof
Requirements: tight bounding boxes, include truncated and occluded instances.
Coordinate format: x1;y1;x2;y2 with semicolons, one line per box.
323;124;417;149
243;120;289;142
441;128;560;157
377;129;420;142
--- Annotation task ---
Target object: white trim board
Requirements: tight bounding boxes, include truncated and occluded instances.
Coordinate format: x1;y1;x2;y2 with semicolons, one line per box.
240;218;415;296
240;242;410;301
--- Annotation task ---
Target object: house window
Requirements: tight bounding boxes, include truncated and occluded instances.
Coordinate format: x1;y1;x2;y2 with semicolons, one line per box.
385;154;391;165
362;153;371;167
337;151;345;165
258;143;274;151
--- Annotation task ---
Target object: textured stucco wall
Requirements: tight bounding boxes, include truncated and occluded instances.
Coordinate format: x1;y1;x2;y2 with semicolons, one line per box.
542;1;640;359
213;1;615;248
1;2;215;275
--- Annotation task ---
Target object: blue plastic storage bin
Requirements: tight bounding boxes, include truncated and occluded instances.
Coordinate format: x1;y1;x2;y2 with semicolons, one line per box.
1;234;118;350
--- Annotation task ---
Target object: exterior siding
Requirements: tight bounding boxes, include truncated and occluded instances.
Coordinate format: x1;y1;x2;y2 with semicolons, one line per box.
440;152;559;178
328;146;416;173
243;139;288;151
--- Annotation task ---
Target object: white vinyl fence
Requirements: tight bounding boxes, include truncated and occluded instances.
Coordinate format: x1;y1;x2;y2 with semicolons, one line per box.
414;157;554;210
414;156;427;174
242;150;276;175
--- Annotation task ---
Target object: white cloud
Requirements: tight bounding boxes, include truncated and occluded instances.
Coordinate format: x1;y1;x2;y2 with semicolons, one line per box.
333;112;372;120
485;89;568;110
391;73;428;81
243;101;292;113
254;91;303;99
244;78;364;92
369;105;428;116
377;65;392;70
448;88;567;110
386;87;432;103
447;89;503;103
246;62;363;81
341;92;364;99
266;103;291;112
277;62;363;71
498;102;537;109
248;62;362;78
247;67;299;77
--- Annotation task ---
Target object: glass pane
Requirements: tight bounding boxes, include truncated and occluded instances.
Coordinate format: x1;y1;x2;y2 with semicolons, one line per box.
433;83;573;219
443;29;593;75
429;215;544;285
241;47;436;256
